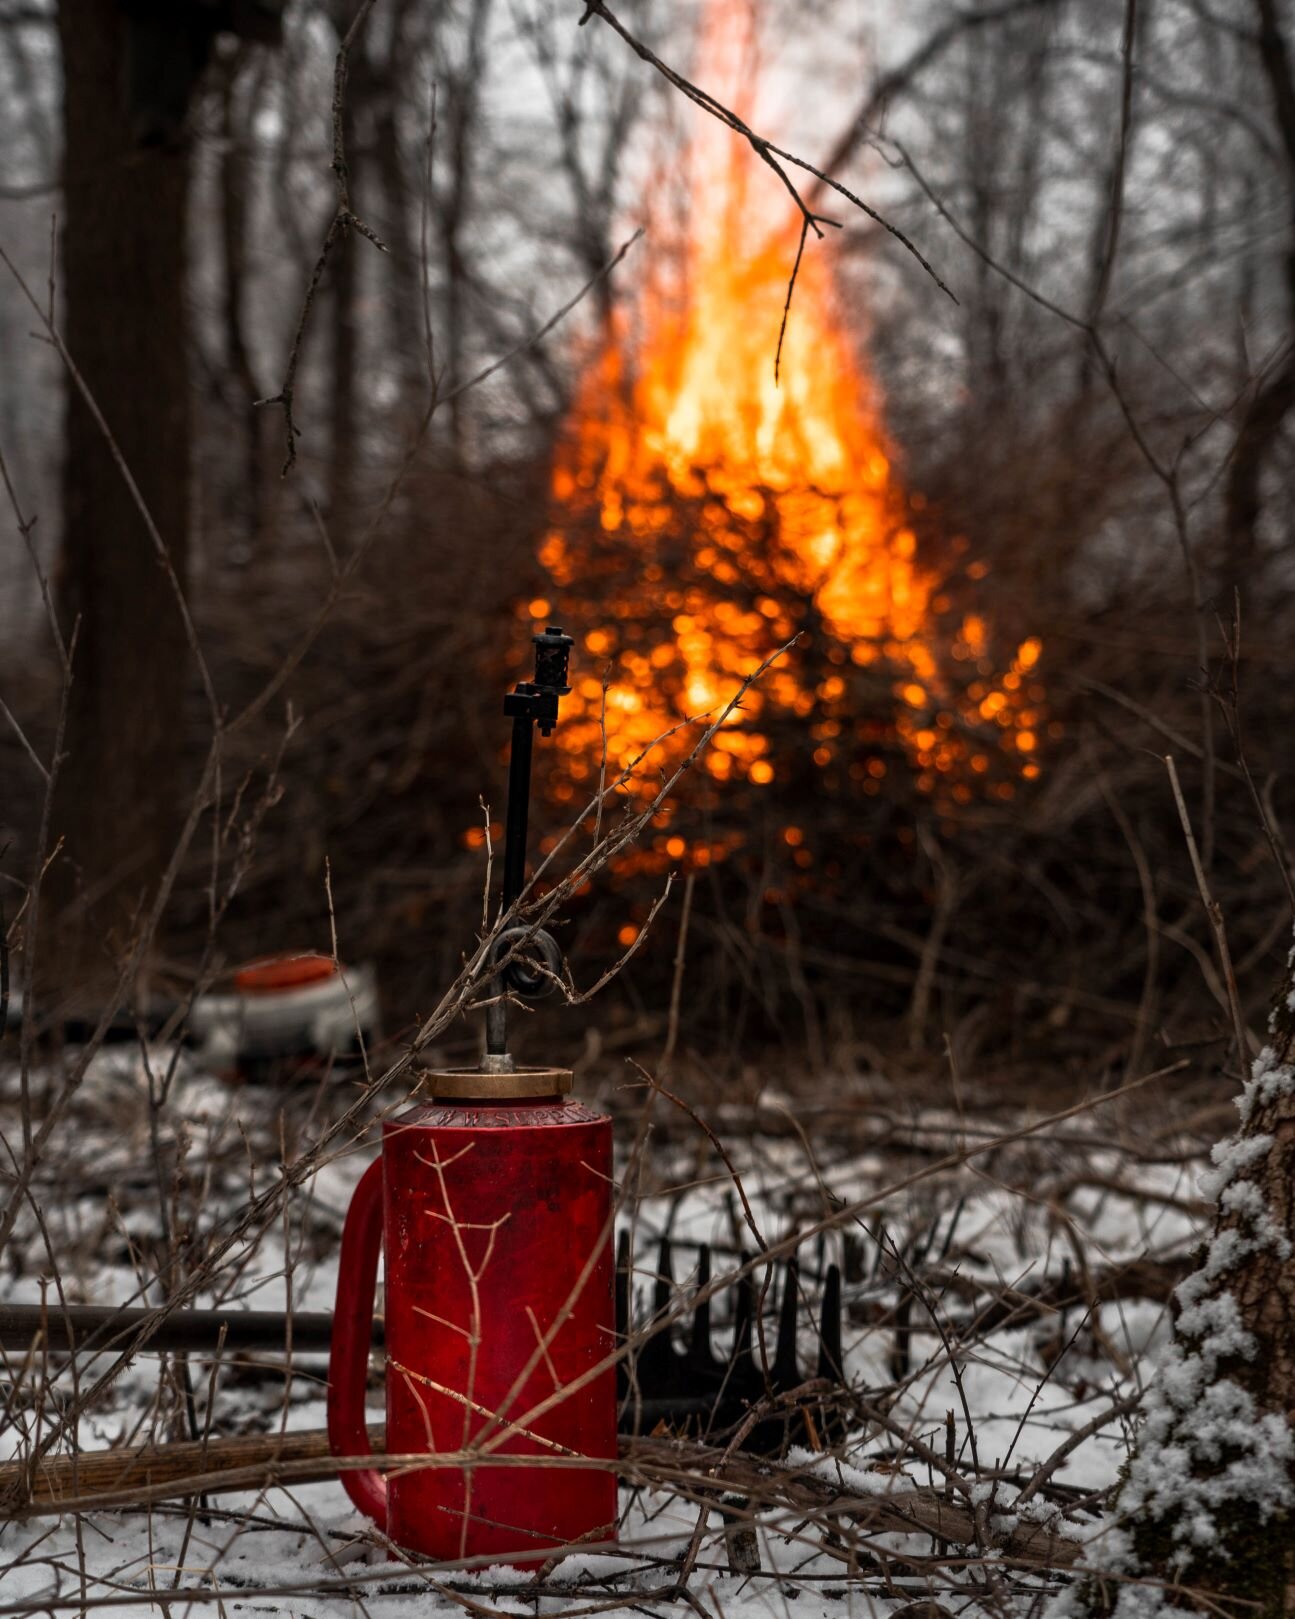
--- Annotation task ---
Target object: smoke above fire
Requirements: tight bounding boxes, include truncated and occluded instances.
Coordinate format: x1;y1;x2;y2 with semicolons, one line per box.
520;5;1047;868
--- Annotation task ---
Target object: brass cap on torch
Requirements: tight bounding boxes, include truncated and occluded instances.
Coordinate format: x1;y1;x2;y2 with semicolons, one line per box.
416;1065;574;1101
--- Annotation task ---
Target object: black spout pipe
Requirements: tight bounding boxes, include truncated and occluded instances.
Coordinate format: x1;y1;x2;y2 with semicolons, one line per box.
501;709;535;914
487;626;573;1061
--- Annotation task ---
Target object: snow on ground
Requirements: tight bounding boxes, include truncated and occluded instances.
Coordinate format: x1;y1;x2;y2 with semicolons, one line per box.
0;1048;1212;1618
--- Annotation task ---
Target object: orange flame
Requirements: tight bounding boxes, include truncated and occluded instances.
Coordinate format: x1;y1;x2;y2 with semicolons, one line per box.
529;7;1045;845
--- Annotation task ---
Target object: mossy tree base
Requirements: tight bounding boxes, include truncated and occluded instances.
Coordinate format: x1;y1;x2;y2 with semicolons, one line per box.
1055;943;1295;1619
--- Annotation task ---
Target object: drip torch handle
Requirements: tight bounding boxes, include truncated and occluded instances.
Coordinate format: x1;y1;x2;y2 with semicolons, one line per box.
501;708;535;914
488;626;573;1062
500;625;573;912
327;1157;388;1525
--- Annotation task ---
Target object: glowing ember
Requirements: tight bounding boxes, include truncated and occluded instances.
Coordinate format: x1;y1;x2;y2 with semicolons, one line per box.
528;6;1046;852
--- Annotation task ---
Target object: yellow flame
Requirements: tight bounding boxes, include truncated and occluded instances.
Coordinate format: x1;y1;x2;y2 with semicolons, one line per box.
533;0;1044;835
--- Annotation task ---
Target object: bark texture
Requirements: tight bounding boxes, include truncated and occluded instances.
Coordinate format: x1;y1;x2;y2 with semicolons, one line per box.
51;1;194;978
1221;0;1295;612
1060;945;1295;1618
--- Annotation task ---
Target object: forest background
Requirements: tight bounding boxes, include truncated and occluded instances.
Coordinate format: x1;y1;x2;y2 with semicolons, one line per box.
0;0;1292;1091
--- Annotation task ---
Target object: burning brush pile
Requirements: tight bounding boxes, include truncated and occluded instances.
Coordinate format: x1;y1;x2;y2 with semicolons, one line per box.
525;58;1049;899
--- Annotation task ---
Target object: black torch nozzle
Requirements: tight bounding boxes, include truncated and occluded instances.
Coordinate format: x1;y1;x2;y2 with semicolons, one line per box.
527;624;574;736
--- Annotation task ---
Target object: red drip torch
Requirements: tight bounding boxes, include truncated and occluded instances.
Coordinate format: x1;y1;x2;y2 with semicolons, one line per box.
327;626;619;1565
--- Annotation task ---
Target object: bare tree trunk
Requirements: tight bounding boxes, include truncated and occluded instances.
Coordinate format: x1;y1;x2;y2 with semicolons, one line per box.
1064;943;1295;1615
1223;254;1295;612
1222;0;1295;614
218;53;269;554
434;0;494;468
370;0;425;407
329;215;361;525
326;0;372;528
50;0;193;982
959;24;1011;423
1073;0;1144;401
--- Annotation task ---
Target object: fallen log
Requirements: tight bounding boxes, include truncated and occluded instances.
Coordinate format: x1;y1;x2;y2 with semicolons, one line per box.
0;1303;372;1355
0;1421;370;1515
0;1425;1085;1569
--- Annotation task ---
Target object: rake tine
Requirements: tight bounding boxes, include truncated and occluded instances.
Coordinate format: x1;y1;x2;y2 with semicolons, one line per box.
633;1234;685;1398
616;1229;631;1342
773;1257;800;1389
729;1250;757;1392
816;1264;843;1382
688;1243;719;1375
937;1196;967;1263
843;1230;865;1284
869;1222;892;1282
653;1235;675;1318
615;1228;631;1401
913;1217;939;1271
812;1263;847;1449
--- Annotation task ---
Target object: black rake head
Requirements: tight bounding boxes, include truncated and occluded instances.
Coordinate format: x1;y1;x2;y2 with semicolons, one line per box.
615;1230;847;1454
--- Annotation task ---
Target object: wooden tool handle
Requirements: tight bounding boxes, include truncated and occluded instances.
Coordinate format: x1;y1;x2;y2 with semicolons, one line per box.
0;1422;386;1515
